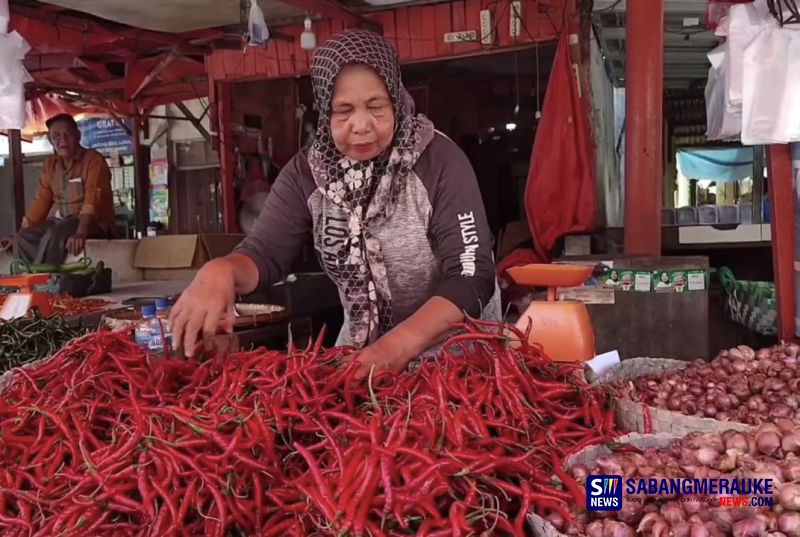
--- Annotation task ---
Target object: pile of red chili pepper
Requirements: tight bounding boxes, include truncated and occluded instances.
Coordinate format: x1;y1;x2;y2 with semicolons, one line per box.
48;295;111;317
0;293;110;317
0;321;616;536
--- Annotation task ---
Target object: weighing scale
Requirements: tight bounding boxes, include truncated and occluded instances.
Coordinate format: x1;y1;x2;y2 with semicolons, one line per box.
0;274;53;320
506;264;596;362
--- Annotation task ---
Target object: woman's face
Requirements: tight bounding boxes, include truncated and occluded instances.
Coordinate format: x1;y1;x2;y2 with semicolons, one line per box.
330;64;395;161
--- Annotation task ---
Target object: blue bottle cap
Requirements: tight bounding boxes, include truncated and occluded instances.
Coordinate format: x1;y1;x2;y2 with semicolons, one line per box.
141;305;156;317
155;298;169;310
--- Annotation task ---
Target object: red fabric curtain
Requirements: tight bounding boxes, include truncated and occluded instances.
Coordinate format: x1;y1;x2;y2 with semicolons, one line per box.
524;31;596;261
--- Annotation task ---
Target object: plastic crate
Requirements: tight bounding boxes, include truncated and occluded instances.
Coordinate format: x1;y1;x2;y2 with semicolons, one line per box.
698;205;719;224
718;205;740;224
739;202;754;224
676;207;698;226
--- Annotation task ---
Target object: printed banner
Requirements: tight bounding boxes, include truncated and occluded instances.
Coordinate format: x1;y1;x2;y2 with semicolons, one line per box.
78;117;133;157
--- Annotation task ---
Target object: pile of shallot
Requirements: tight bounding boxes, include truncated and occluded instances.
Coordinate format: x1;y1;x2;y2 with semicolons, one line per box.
616;343;800;425
551;424;800;537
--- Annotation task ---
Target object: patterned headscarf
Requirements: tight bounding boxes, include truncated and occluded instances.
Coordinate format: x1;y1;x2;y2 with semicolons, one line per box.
308;30;435;348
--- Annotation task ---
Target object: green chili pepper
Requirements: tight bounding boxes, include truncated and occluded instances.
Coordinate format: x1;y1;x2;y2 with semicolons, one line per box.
0;311;86;373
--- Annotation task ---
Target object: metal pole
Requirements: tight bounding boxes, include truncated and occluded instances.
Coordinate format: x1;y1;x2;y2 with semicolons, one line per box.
132;117;150;235
217;83;238;233
10;130;25;231
623;0;664;256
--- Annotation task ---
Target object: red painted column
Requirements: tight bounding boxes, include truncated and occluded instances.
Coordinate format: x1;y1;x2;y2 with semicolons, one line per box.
768;144;795;341
217;82;239;233
623;0;664;256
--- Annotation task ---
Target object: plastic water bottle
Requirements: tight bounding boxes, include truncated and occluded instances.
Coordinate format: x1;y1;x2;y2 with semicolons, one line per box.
154;297;172;352
135;305;157;350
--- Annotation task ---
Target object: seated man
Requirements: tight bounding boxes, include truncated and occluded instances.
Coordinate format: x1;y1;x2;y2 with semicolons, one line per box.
16;113;116;264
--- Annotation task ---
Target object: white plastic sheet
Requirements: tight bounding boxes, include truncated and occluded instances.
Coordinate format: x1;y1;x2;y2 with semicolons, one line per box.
0;31;32;130
705;43;741;141
247;0;269;46
0;0;8;34
726;0;774;113
742;24;800;144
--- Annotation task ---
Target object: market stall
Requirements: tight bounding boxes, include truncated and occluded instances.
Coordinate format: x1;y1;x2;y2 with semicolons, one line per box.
2;0;800;533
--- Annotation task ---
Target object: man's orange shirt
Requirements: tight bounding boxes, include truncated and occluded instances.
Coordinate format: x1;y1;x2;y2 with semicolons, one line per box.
25;148;116;233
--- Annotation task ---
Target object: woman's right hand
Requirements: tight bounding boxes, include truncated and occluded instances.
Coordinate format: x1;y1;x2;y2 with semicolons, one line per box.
169;258;238;357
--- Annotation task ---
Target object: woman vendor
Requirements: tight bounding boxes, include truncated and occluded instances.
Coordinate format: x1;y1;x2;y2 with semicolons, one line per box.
170;30;501;377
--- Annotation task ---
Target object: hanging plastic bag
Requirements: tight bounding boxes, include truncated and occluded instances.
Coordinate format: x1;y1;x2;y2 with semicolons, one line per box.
726;0;774;113
742;24;800;144
0;88;25;129
706;0;755;30
0;32;31;89
248;0;270;46
0;0;8;34
705;43;741;141
0;31;32;130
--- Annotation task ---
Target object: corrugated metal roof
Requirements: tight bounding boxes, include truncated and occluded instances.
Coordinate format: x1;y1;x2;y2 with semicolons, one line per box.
38;0;305;33
593;0;718;88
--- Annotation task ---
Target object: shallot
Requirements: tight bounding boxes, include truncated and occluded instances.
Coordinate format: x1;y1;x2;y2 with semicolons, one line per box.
614;342;800;427
783;457;800;481
586;521;604;537
778;512;800;537
759;429;784;457
603;520;636;537
690;522;710;537
783;434;800;455
560;424;800;537
732;516;768;537
780;485;800;512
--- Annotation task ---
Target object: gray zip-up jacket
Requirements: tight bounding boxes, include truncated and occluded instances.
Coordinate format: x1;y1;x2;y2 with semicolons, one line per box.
235;132;501;345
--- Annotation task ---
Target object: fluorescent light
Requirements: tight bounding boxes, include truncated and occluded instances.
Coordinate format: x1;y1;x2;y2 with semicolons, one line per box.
505;122;517;131
65;90;80;96
300;16;316;50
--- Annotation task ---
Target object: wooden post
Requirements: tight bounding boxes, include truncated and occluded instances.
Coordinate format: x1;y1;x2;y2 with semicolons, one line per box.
217;82;239;233
10;130;25;230
623;0;664;256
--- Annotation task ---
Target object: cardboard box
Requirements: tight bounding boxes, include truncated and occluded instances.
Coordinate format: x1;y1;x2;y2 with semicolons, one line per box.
133;234;244;281
564;235;591;256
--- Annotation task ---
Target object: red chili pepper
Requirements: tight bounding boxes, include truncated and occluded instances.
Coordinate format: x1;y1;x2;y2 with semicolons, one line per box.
353;466;381;537
642;404;653;433
293;442;337;521
550;451;586;508
449;501;471;537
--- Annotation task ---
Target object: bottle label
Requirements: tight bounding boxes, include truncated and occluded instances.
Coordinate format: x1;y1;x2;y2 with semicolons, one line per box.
134;328;151;347
149;332;163;351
